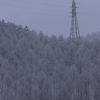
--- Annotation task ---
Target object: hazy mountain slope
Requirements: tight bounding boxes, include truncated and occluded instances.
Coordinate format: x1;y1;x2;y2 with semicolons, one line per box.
0;20;100;100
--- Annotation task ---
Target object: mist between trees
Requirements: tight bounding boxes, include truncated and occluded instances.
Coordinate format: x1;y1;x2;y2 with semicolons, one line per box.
0;19;100;100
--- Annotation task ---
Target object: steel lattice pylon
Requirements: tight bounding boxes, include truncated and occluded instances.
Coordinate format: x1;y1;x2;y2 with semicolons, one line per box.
70;0;80;38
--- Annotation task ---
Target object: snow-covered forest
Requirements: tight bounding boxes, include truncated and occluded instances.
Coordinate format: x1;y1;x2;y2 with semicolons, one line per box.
0;19;100;100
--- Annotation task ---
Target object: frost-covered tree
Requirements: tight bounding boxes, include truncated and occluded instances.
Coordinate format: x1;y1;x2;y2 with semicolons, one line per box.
0;20;100;100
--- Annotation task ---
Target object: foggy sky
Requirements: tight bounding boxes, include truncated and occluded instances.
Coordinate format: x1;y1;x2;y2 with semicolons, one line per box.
0;0;100;37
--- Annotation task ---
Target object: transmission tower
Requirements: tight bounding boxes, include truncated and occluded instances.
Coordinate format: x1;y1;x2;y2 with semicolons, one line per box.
70;0;80;38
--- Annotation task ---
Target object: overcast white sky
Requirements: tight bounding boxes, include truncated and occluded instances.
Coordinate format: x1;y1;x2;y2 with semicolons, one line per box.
0;0;100;37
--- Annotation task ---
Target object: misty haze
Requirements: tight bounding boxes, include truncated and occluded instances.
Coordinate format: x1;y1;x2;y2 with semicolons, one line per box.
0;0;100;100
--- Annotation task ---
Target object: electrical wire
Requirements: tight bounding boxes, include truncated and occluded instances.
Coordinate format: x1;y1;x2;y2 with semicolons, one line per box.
0;2;99;18
1;0;100;11
1;0;71;7
6;0;100;11
0;7;70;18
79;7;100;11
0;3;100;16
0;3;69;13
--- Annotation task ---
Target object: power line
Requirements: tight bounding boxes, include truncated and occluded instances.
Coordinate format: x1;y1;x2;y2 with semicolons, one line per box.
0;3;99;18
1;0;100;11
0;7;70;18
10;0;100;11
0;8;99;20
0;3;69;13
79;12;100;16
1;0;71;8
79;7;100;11
0;3;100;16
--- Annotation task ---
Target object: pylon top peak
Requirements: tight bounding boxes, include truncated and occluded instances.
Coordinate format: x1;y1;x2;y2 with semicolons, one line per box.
70;0;80;38
72;0;75;4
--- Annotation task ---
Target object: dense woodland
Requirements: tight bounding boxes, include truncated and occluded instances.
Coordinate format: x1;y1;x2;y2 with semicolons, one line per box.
0;19;100;100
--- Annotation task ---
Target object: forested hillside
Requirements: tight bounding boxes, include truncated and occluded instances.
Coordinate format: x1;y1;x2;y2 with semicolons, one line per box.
0;19;100;100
